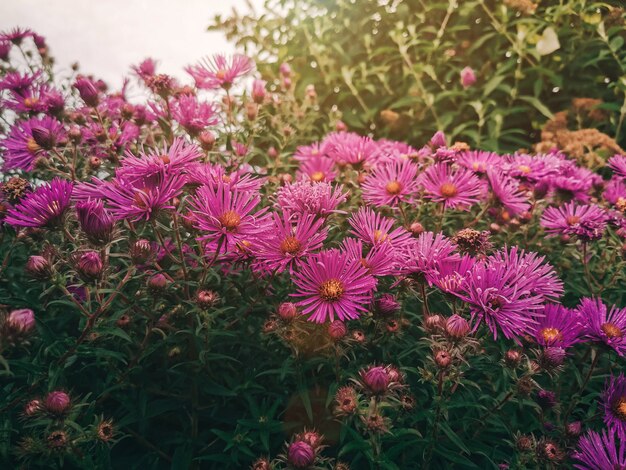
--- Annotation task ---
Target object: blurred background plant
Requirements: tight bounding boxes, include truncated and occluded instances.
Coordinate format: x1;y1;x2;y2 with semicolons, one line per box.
213;0;626;159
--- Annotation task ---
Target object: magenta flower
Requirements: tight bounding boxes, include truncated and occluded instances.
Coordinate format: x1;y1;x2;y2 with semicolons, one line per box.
359;366;391;395
253;212;327;274
456;150;503;174
44;390;71;415
573;430;626;470
297;156;337;183
287;440;315;468
276;181;347;217
293;142;328;162
251;79;267;103
0;27;32;45
602;374;626;441
603;177;626;207
460;66;476;88
399;231;459;279
532;303;583;348
488;246;563;300
186;54;254;90
132;58;157;80
418;163;482;210
486;168;531;216
170;95;217;136
74;75;100;107
342;237;396;277
540;202;608;241
291;249;377;323
361;158;419;207
2;116;66;171
5;178;72;228
187;162;263;193
190;183;268;253
457;258;543;340
577;297;626;356
426;254;475;295
324;132;379;168
348;207;412;249
7;308;35;333
608;154;626;179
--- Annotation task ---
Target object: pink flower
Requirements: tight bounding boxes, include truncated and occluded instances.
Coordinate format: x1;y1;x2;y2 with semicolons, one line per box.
5;178;73;228
361;158;419;207
296;156;337;183
348;207;412;250
186;54;254;90
608;154;626;179
44;391;71;415
287;440;315;468
291;249;377;323
2;116;66;171
540;201;608;241
276;181;347;217
7;308;35;332
418;163;482;210
460;66;476;88
487;167;531;216
170;95;217;136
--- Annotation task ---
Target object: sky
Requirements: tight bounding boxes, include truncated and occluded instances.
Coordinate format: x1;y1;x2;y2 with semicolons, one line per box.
0;0;264;90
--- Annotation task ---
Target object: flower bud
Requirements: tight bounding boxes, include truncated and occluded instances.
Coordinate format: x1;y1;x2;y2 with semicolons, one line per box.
328;320;347;341
263;319;278;333
31;126;58;150
76;199;114;245
252;457;271;470
246;102;258;121
516;435;533;452
96;419;115;442
147;273;168;292
360;366;390;394
47;430;68;451
409;222;425;236
24;398;41;416
76;251;104;280
89;156;101;169
424;314;446;333
434;350;452;368
251;79;266;104
460;66;476;88
116;314;131;328
565;421;582;438
199;130;215;151
44;390;71;415
279;62;291;78
386;319;400;333
335;121;347;132
536;390;557;409
196;290;219;309
445;314;470;340
539;347;566;370
297;429;322;449
26;255;51;279
267;147;278;159
429;131;446;148
504;349;522;368
130;239;152;264
277;302;297;321
74;76;100;107
351;330;365;343
335;386;358;416
288;440;315;468
7;308;35;333
374;294;400;317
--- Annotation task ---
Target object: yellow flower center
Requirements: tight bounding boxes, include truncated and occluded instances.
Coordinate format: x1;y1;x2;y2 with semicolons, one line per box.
26;138;41;154
216;69;226;80
24;97;39;108
518;165;532;175
385;180;402;195
319;278;345;302
566;215;580;226
440;182;458;198
601;322;623;339
310;171;325;182
373;230;388;243
612;396;626;421
219;210;241;231
159;154;170;164
539;327;562;343
279;236;301;255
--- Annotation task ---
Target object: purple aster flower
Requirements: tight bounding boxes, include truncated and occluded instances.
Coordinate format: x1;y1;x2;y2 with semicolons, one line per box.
0;27;32;45
348;207;412;249
2;116;66;171
324;132;379;168
398;231;459;279
342;237;396;277
487;168;531;216
488;246;563;300
132;58;157;81
608;154;626;179
578;297;626;356
190;182;268;253
187;162;263;193
291;249;377;323
276;181;347;217
0;71;39;95
0;41;10;61
426;254;475;295
532;303;583;348
293;142;328;162
253;212;327;274
460;66;476;88
456;150;503;174
361;158;419;207
74;75;100;107
170;95;217;137
603;177;626;209
418;163;482;210
549;166;595;202
573;429;626;470
186;54;254;90
297;156;337;183
5;178;73;228
540;202;608;241
456;258;543;340
602;374;626;441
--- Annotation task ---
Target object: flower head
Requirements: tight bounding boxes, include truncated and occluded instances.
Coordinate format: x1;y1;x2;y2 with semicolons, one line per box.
541;202;608;241
608;154;626;179
6;308;35;333
2;116;66;171
460;66;476;88
573;429;626;470
76;199;114;245
418;163;482;210
276;181;347;217
348;207;412;250
456;150;503;174
170;95;217;136
578;297;626;356
532;303;583;348
602;374;626;441
291;249;377;323
287;440;315;468
5;178;73;228
398;231;459;279
342;237;396;277
361;158;419;207
487;168;531;216
186;54;254;90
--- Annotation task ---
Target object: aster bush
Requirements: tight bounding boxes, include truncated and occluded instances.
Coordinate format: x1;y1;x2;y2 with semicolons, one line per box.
1;21;626;470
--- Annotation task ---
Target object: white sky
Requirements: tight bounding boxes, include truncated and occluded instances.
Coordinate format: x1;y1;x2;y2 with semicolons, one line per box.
0;0;264;90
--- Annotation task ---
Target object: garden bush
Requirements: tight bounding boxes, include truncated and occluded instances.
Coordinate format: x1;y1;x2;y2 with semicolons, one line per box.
0;15;626;470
